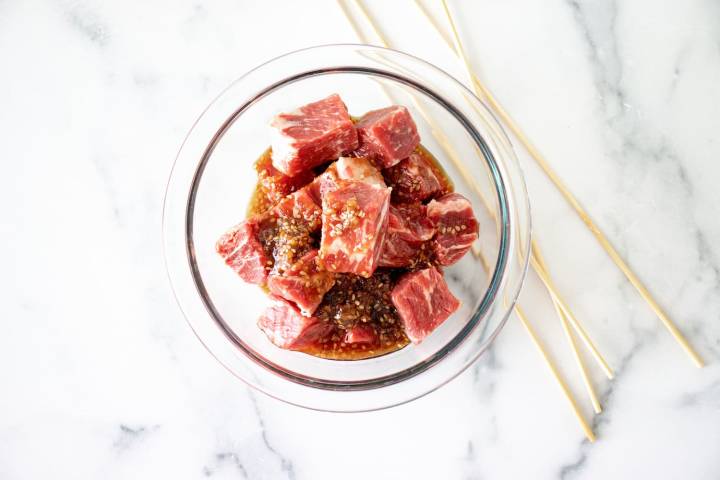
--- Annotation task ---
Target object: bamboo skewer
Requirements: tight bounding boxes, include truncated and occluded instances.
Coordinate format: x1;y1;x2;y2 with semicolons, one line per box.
436;0;613;380
515;304;596;442
346;1;612;381
439;0;612;384
426;0;703;368
557;290;603;413
534;246;603;413
339;0;596;442
529;253;614;379
412;0;454;50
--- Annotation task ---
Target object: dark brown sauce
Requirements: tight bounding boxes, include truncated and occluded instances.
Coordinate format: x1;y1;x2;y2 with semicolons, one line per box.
257;216;316;275
247;145;453;360
304;272;409;359
417;144;454;194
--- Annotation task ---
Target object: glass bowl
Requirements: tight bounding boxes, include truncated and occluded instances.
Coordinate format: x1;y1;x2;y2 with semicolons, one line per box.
163;44;531;412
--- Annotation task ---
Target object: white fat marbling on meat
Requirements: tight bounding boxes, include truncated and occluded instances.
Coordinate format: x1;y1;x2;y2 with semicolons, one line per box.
336;156;385;187
418;271;435;320
428;196;471;216
270;121;298;166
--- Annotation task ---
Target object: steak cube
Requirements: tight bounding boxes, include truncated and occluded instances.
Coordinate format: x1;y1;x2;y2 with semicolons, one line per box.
255;150;314;208
379;204;435;268
272;187;322;232
215;215;273;285
426;193;479;266
344;324;377;345
383;151;442;202
355;105;420;168
271;94;359;176
319;180;391;277
336;156;386;187
391;267;460;344
268;249;336;316
258;295;332;350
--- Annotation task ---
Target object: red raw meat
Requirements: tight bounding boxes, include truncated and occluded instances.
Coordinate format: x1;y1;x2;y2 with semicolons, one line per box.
257;295;332;350
272;187;322;232
319;180;391;277
256;151;314;207
271;94;358;176
344;324;377;344
378;203;435;268
307;164;340;205
391;266;460;344
426;193;479;266
355;105;420;168
336;156;386;187
268;250;335;316
383;151;442;202
215;215;273;285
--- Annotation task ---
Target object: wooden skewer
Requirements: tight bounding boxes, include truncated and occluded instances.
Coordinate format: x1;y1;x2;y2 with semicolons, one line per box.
437;0;613;380
534;246;603;414
412;0;454;50
515;304;596;442
556;289;603;414
347;0;612;381
439;0;610;393
429;0;703;368
349;0;386;45
530;253;614;379
340;0;596;442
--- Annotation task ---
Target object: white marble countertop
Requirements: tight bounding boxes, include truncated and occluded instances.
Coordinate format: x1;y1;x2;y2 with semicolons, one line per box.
3;1;720;478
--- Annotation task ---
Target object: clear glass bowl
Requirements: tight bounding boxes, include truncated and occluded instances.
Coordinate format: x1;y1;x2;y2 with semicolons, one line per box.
163;44;531;412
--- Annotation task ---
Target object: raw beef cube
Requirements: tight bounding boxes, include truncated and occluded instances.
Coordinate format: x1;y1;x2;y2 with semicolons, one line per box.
258;295;332;350
271;94;359;176
307;164;340;204
272;187;322;232
319;180;391;277
355;105;420;168
344;324;377;344
426;193;479;266
391;267;460;344
215;215;273;285
336;156;386;187
379;204;435;268
383;151;442;202
255;150;314;207
268;250;336;316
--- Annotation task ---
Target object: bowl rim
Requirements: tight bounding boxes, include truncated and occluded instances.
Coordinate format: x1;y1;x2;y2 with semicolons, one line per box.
163;43;532;408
